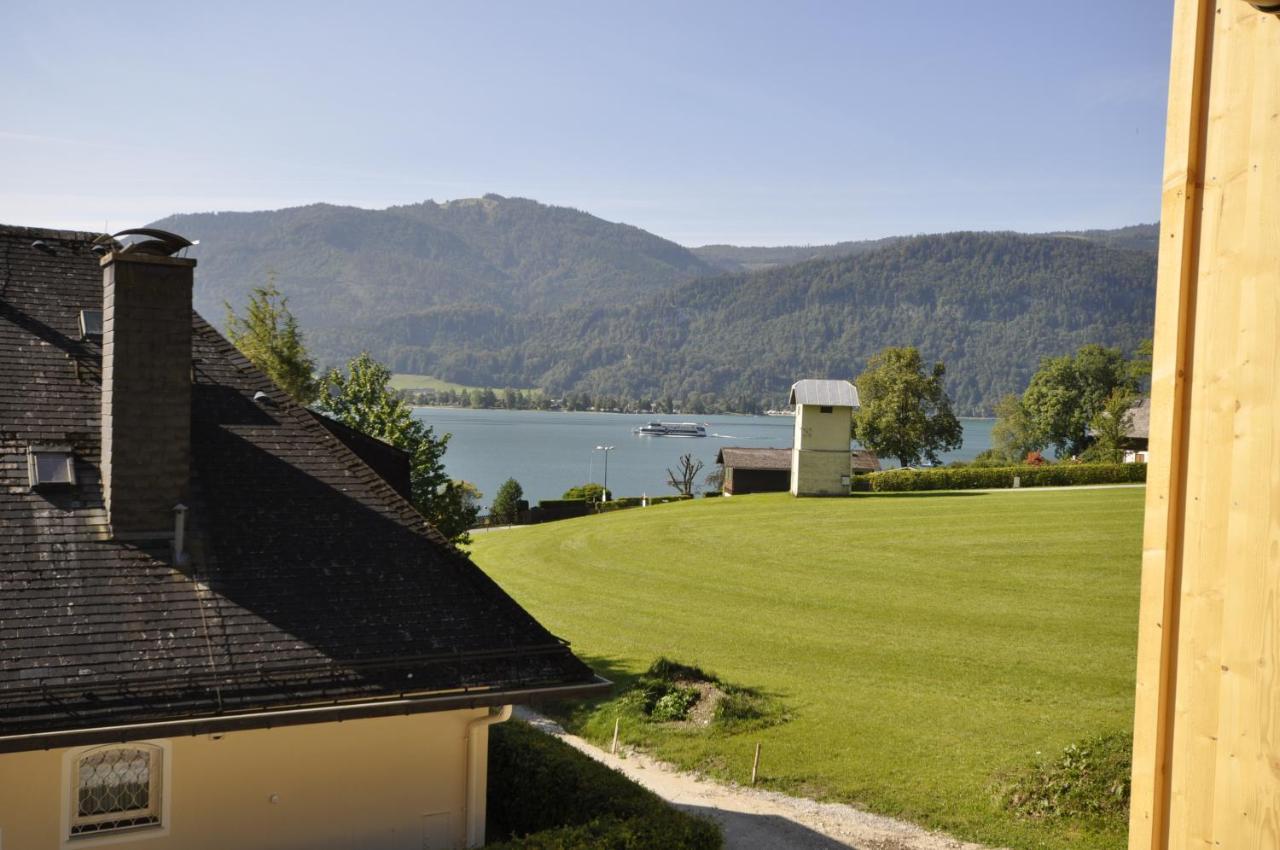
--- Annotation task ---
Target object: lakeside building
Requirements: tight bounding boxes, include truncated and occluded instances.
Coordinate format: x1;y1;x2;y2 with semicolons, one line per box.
716;446;881;495
788;379;860;496
0;225;604;850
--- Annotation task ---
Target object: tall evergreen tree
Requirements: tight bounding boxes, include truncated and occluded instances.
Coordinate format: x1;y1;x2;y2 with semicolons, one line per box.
224;279;318;403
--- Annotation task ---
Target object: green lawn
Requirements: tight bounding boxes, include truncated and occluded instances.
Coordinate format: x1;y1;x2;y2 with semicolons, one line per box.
470;488;1144;850
389;373;541;395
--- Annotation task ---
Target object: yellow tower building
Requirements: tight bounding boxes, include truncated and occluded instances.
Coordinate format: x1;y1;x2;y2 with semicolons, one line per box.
788;379;859;496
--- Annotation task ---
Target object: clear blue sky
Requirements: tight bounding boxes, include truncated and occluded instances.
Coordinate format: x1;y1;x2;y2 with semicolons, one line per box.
1;2;1172;245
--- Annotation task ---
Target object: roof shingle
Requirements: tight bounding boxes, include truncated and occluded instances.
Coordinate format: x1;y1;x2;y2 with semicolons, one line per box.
0;224;598;747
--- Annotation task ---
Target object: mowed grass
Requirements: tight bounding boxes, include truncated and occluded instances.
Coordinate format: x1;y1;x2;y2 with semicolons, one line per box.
388;373;541;395
470;488;1145;850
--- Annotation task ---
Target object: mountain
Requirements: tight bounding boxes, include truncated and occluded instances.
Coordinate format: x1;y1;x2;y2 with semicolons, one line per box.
151;195;716;328
336;231;1157;415
693;223;1159;273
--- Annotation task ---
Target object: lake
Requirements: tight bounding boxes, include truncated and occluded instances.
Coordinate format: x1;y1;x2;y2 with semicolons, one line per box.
412;408;995;508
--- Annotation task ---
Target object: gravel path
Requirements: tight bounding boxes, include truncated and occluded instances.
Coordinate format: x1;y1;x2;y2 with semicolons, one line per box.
515;708;1004;850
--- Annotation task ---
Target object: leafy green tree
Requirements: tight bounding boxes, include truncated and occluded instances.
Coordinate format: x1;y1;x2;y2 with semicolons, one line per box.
563;483;608;501
1083;389;1137;463
853;346;963;468
315;353;470;544
224;279;318;403
436;480;483;539
491;478;524;524
1022;344;1139;457
991;394;1043;462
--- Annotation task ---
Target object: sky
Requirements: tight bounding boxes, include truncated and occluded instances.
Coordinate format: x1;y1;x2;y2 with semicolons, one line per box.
1;1;1173;246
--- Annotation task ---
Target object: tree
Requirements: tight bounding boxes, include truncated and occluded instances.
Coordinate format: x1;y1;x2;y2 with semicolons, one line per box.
491;478;524;524
224;279;318;403
991;394;1043;462
563;483;608;501
1083;389;1137;463
314;353;469;544
435;480;483;540
666;453;704;496
852;346;963;468
1022;344;1139;457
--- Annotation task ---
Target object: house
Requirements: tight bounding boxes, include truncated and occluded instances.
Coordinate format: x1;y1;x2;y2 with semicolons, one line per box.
1121;396;1151;463
715;448;791;494
0;225;605;850
718;446;880;495
788;379;859;496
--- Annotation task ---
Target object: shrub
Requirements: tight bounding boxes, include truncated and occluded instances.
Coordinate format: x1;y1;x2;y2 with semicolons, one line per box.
866;463;1146;492
997;730;1132;830
651;688;700;722
487;721;721;849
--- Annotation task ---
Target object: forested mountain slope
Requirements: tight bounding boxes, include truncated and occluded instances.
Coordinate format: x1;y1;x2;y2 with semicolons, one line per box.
693;223;1158;273
331;231;1156;414
152;194;715;326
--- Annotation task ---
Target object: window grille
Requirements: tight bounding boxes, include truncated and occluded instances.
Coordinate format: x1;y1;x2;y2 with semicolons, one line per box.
69;745;162;837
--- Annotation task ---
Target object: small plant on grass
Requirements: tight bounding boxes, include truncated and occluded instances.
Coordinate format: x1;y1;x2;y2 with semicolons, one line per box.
997;730;1132;830
650;687;700;722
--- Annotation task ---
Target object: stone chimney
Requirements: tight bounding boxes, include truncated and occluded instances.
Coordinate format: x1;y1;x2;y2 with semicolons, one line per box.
100;250;195;538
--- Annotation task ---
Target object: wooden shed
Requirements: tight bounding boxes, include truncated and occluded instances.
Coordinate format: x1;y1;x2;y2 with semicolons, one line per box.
1128;3;1280;848
715;447;792;495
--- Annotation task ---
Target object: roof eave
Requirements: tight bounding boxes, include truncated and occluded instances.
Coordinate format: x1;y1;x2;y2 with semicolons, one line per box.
0;676;611;754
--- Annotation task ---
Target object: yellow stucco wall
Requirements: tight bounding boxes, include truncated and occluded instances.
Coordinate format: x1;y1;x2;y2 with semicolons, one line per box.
791;403;852;495
0;708;488;850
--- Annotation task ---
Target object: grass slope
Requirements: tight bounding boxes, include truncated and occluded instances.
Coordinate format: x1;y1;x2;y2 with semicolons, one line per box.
471;489;1144;850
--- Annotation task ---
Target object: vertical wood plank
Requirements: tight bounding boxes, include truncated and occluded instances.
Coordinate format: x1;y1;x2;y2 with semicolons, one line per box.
1133;3;1280;849
1128;1;1217;847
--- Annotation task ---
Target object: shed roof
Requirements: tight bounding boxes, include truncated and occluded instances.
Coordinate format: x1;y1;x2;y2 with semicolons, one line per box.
789;379;859;408
0;224;600;750
715;447;792;470
851;449;882;473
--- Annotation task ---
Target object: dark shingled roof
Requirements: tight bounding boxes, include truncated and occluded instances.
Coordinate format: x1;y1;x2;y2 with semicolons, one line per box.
0;224;599;749
715;447;792;470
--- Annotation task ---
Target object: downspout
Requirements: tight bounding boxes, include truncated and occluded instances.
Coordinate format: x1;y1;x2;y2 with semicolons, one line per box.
465;704;512;848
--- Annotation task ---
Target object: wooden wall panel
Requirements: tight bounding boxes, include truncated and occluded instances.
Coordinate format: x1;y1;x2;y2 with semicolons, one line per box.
1131;3;1280;849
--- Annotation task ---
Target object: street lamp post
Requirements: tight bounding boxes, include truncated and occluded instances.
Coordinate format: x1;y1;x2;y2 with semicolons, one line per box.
594;445;615;502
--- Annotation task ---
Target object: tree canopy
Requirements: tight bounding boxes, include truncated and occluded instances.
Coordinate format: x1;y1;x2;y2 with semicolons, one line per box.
314;352;471;544
1020;344;1140;457
224;279;318;404
853;346;963;468
491;478;525;524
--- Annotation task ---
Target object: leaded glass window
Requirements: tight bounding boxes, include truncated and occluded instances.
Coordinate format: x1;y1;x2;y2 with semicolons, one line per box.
70;745;162;836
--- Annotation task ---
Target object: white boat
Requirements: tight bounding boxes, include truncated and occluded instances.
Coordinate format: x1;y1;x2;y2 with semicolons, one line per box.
633;421;707;437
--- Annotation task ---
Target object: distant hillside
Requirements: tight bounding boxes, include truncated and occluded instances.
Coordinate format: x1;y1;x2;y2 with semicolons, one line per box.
693;223;1159;273
335;232;1157;415
151;195;716;327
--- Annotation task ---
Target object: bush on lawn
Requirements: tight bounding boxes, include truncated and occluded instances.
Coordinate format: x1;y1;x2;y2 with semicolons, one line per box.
486;720;721;850
997;729;1132;830
867;462;1146;492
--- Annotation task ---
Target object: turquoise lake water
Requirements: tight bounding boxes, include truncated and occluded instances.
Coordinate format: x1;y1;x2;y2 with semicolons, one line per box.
412;408;995;508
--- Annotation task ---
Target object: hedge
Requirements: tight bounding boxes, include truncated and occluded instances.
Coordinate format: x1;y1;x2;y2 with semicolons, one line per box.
487;720;721;850
595;495;692;513
866;463;1147;492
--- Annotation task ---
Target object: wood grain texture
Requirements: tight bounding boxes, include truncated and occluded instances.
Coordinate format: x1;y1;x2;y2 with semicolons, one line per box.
1131;3;1280;848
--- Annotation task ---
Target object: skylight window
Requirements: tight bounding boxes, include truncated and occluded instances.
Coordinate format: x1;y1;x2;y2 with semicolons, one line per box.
28;446;76;489
79;309;103;340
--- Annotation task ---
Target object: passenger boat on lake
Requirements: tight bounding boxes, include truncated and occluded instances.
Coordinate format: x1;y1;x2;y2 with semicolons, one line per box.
632;421;708;437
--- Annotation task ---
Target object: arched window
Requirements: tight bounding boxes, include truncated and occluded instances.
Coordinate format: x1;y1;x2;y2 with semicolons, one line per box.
69;744;163;837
